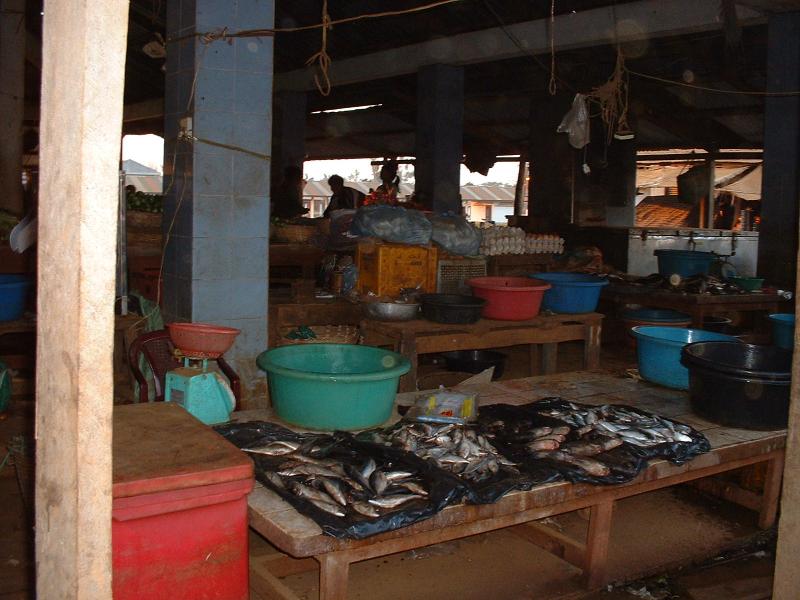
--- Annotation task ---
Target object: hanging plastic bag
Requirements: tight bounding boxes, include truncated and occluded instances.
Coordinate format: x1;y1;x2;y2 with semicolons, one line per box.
351;205;432;245
428;214;482;256
557;93;590;149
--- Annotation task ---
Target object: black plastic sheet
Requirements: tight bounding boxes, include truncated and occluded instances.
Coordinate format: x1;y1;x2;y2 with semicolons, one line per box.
216;421;465;539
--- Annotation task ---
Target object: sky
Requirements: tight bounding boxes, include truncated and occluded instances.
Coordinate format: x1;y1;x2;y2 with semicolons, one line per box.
122;134;521;185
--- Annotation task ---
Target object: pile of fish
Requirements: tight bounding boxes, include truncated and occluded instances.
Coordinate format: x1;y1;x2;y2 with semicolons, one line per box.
368;422;517;482
612;272;746;295
537;402;694;447
244;439;428;519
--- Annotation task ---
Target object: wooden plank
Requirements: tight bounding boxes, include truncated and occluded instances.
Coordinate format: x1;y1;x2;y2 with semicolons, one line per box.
508;522;586;568
541;343;558;374
250;562;303;600
258;554;318;578
35;0;128;595
584;500;614;589
690;478;763;512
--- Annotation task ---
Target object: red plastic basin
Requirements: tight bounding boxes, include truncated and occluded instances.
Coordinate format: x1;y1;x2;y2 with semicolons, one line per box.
167;322;240;358
466;276;551;321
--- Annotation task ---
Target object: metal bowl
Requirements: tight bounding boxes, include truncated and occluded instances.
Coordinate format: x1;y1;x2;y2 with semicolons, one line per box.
363;301;420;321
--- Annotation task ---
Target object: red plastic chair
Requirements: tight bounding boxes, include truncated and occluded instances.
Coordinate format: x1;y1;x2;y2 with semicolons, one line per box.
127;329;241;409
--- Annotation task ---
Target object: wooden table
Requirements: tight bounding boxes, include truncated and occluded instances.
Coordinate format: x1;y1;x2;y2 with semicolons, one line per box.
269;243;326;283
246;372;786;600
360;313;603;392
269;298;362;348
602;284;788;328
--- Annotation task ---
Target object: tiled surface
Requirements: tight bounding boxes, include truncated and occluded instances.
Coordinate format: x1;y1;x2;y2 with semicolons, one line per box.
162;0;274;400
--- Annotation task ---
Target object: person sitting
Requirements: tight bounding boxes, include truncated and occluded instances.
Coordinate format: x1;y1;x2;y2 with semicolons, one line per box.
271;165;309;219
363;160;400;206
323;174;365;217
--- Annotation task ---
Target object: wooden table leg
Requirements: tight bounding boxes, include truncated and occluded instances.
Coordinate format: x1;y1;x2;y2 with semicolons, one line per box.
398;334;418;393
541;343;558;374
584;323;601;370
583;500;614;589
317;552;350;600
759;452;785;529
530;344;542;376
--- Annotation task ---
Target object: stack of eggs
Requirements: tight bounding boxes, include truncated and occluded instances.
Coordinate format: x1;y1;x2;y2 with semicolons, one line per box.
479;227;565;256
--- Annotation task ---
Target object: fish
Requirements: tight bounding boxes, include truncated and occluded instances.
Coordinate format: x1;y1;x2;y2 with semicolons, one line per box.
361;457;377;480
529;426;553;438
535;451;610;477
278;464;343;479
527;439;560;452
345;463;373;492
289;481;338;506
319;478;347;506
370;470;389;496
391;480;428;496
243;440;301;456
384;470;415;481
368;494;422;509
308;498;346;517
551;426;571;436
351;501;380;517
264;471;286;490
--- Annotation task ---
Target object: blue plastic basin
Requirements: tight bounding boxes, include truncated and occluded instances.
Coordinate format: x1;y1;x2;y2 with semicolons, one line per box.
768;313;795;351
631;326;738;390
257;344;410;431
528;272;609;313
654;250;716;278
0;274;31;322
620;308;691;324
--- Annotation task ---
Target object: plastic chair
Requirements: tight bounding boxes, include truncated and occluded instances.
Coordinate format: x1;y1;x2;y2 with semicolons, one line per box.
127;329;241;409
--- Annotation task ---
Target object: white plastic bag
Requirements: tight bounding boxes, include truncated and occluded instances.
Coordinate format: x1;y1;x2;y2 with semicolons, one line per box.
557;93;590;149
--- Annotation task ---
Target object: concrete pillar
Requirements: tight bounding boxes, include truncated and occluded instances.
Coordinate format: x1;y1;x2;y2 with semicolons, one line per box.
163;0;274;407
758;11;800;290
598;137;637;228
0;0;25;215
528;96;574;230
273;90;307;181
35;0;128;596
415;64;464;214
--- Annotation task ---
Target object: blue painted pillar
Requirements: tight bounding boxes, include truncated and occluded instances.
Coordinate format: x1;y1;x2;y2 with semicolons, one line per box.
758;11;800;289
163;0;274;406
415;64;464;214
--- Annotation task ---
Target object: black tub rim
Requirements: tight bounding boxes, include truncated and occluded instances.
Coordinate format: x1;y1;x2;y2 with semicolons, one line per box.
681;341;792;381
419;293;486;308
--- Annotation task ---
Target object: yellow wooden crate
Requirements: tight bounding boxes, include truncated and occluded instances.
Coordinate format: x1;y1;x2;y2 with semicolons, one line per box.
356;241;438;296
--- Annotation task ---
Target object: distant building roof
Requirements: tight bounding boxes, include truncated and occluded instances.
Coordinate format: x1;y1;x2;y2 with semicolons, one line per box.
303;179;516;205
636;196;695;228
122;159;160;176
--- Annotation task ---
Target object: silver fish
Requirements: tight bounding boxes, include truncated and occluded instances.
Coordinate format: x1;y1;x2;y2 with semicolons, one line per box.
243;440;301;456
385;470;414;481
351;501;380;517
264;471;286;490
361;457;377;480
392;480;428;496
289;481;337;505
278;464;343;479
368;494;422;509
370;470;389;496
536;451;610;477
308;498;346;517
319;478;347;506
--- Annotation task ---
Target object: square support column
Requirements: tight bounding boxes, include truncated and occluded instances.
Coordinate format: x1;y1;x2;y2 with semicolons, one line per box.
272;90;307;182
415;64;464;214
163;0;274;406
758;11;800;290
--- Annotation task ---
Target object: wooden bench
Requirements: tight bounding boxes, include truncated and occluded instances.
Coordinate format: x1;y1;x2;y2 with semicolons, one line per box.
360;313;604;392
246;372;785;600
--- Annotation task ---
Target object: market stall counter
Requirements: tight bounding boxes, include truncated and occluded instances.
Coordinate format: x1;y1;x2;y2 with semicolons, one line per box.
603;283;788;328
360;312;603;392
241;371;785;600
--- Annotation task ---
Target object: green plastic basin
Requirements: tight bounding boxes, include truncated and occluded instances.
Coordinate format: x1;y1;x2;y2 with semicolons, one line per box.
257;344;410;430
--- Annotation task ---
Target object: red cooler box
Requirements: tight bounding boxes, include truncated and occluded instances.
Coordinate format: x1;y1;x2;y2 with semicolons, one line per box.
113;403;254;599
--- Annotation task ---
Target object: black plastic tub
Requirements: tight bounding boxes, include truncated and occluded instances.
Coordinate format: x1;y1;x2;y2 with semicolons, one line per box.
702;316;733;333
419;294;486;324
440;350;507;379
681;341;792;430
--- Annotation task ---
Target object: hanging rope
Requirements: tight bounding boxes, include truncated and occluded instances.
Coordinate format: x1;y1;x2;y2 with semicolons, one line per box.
305;0;333;96
587;46;630;145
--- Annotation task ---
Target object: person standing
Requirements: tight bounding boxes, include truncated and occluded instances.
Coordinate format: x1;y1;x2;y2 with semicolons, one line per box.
323;174;365;217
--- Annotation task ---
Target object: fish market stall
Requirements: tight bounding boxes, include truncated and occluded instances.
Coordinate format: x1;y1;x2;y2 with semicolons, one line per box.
233;371;785;600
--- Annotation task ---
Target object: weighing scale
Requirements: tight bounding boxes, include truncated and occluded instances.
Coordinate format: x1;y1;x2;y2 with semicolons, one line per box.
163;323;240;425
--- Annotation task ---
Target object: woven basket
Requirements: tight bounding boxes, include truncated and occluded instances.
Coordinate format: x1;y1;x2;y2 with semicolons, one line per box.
279;325;360;346
273;223;317;243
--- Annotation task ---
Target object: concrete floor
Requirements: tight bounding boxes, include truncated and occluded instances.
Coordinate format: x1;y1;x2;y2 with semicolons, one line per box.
0;342;777;599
